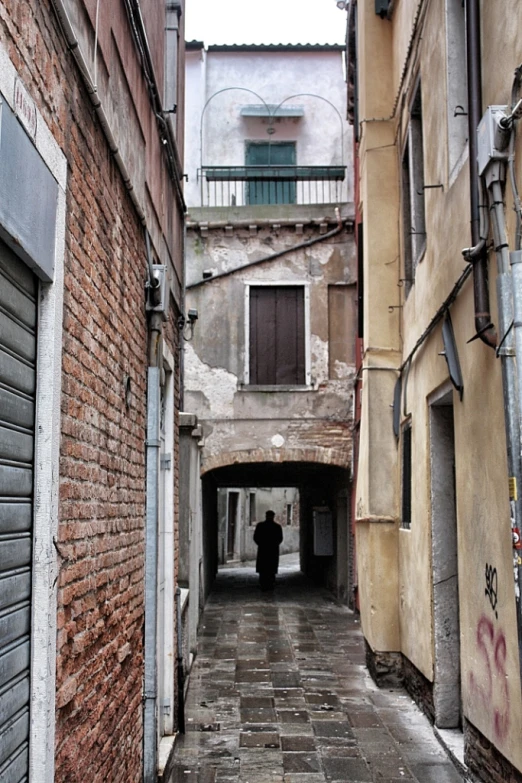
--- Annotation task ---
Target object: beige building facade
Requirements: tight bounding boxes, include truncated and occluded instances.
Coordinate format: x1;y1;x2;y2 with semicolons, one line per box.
351;0;522;778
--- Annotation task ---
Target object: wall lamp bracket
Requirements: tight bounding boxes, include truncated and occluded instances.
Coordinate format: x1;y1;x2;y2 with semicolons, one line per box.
417;184;444;195
178;309;199;341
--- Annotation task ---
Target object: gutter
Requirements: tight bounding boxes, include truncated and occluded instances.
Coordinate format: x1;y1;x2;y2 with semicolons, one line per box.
187;208;346;289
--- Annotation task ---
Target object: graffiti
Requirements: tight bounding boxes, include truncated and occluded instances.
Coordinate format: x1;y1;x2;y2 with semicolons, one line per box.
469;616;510;743
485;563;498;619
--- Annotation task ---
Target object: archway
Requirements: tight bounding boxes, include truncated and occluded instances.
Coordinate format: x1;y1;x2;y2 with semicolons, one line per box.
199;457;353;607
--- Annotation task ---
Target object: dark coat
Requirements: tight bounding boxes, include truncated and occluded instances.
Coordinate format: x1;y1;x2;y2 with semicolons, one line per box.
254;520;283;575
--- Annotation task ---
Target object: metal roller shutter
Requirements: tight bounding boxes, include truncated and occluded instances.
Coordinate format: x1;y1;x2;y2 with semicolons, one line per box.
0;240;37;783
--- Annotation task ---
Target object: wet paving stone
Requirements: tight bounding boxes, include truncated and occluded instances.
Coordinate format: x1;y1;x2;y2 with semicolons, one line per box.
240;731;280;748
240;708;277;723
167;557;467;783
282;753;321;774
281;736;316;752
277;711;310;724
312;722;354;741
240;697;275;709
322;756;371;781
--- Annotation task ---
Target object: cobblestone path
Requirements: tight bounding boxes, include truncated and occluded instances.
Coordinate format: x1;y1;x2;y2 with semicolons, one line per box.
168;559;467;783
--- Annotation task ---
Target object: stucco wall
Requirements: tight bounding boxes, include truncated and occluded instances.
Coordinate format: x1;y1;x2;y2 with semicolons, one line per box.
356;0;522;774
184;219;355;470
184;47;352;208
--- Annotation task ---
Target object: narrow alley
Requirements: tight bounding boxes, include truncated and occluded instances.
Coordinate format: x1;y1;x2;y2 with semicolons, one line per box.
167;557;467;783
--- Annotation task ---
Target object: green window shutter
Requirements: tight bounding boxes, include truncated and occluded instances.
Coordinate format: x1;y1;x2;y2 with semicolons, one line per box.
245;142;296;204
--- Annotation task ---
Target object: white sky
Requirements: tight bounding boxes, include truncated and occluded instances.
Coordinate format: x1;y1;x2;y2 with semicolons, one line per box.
184;0;346;47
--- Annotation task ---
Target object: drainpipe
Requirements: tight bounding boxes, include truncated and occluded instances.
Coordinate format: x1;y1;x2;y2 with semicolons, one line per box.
187;209;345;289
463;0;497;347
488;171;522;674
143;249;163;781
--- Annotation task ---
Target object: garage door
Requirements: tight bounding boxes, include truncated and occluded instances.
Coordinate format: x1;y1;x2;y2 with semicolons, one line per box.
0;240;37;782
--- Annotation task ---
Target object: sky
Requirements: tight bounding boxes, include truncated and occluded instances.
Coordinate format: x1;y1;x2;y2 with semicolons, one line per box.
184;0;346;47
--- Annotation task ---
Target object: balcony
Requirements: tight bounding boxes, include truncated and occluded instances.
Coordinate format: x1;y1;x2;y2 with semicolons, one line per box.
198;165;347;208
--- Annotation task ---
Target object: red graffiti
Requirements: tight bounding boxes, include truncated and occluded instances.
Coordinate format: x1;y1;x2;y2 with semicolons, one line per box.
469;616;510;743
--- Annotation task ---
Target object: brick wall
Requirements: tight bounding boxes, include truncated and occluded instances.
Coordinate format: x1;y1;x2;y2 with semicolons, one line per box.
56;48;148;783
464;721;522;783
364;640;404;688
402;655;435;724
1;1;183;779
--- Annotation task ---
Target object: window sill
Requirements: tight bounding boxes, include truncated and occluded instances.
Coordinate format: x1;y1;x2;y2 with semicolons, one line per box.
239;383;314;392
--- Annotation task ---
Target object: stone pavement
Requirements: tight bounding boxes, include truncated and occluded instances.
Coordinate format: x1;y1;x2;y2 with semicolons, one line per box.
167;557;468;783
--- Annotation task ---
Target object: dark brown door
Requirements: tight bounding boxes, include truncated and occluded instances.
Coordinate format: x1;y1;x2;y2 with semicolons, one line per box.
249;286;305;385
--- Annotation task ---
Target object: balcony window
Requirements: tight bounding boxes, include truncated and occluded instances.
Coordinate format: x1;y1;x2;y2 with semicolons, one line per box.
245;142;296;204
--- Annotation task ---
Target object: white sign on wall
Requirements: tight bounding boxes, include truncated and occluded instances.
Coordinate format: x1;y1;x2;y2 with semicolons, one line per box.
14;77;37;139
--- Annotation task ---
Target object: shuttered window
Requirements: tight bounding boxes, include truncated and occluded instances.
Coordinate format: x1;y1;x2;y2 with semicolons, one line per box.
0;240;37;782
249;286;305;385
401;422;412;529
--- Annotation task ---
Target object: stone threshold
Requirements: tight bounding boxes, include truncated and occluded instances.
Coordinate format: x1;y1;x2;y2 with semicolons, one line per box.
434;727;472;781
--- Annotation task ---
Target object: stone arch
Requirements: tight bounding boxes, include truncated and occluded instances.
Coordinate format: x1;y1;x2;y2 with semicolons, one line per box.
200;446;350;476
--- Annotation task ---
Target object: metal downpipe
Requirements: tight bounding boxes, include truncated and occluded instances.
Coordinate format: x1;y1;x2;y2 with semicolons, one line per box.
509;249;522;660
489;176;522;674
187;209;345;289
465;0;497;348
144;312;163;782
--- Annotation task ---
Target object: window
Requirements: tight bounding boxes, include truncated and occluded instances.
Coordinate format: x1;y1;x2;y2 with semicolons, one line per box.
401;422;412;529
248;285;306;385
286;503;293;526
246;142;296;205
445;0;468;176
328;284;357;376
249;492;256;525
402;82;426;290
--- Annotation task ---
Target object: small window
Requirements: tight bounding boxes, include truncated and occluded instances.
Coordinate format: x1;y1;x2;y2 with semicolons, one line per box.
402;82;426;291
286;504;293;526
328;284;356;377
401;422;412;529
249;286;305;385
249;492;256;525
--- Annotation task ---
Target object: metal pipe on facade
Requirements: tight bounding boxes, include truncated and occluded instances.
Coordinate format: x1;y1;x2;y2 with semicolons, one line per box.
187;209;345;289
122;0;186;213
143;311;163;783
509;249;522;658
488;175;522;676
464;0;497;348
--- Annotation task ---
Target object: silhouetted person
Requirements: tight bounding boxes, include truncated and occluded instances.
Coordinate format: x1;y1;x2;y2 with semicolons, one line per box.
254;510;283;591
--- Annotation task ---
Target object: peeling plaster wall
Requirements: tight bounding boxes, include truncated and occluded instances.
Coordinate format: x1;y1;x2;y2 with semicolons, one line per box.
184;220;355;469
